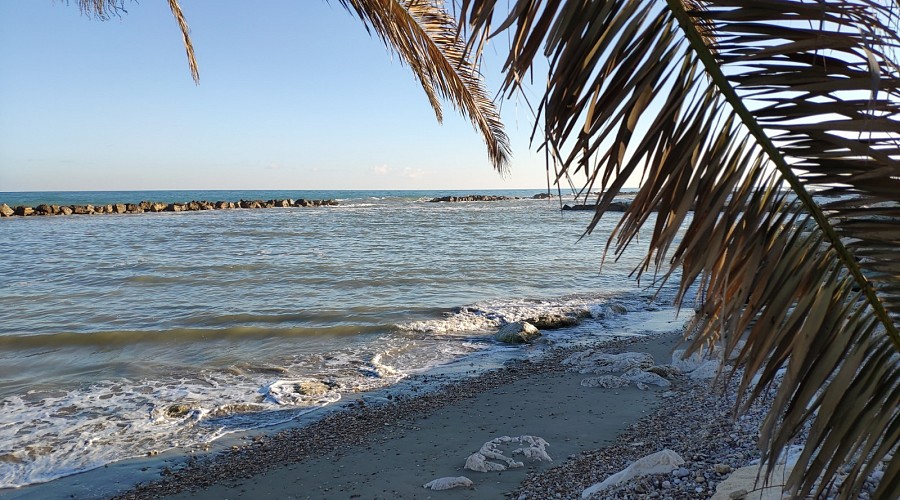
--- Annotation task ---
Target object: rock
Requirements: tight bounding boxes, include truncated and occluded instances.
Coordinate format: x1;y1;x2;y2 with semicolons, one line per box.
166;203;185;212
215;201;229;209
580;376;630;389
165;404;196;418
582;450;685;498
149;202;166;212
562;351;655;374
621;367;671;387
423;476;473;490
465;435;551;472
532;192;553;199
35;204;53;215
674;468;691;478
15;206;34;216
265;379;341;406
276;199;291;208
714;463;733;474
114;204;127;214
711;464;793;500
59;206;73;215
494;322;541;344
0;204;13;217
525;313;585;329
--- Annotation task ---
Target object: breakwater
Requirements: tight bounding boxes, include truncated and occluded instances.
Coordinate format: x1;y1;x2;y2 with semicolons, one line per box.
0;198;338;217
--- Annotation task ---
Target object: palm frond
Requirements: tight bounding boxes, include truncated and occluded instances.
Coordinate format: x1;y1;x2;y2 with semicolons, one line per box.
457;0;899;498
337;0;511;173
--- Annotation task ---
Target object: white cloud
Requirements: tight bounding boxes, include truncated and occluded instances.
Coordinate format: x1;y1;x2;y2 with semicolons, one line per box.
372;164;391;175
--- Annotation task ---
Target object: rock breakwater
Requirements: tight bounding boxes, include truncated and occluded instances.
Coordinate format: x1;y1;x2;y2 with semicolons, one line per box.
428;194;515;202
0;198;338;218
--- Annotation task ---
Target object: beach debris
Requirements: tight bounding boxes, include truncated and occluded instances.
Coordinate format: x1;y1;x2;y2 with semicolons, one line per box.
563;351;655;374
621;367;672;388
581;449;685;498
646;364;681;378
423;476;474;490
465;435;552;472
580;375;631;389
494;321;542;344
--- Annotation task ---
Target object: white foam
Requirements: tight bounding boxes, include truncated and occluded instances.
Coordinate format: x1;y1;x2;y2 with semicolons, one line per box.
398;293;634;335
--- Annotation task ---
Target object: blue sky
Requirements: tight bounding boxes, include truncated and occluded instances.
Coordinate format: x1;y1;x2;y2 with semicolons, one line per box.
0;1;558;191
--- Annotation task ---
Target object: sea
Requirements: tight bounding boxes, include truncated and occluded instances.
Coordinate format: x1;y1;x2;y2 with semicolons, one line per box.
0;189;688;492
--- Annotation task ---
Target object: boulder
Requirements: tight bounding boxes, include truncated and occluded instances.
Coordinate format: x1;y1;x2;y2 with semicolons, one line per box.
114;204;127;214
59;206;73;215
166;203;185;212
582;449;685;498
15;206;34;216
215;201;229;209
149;202;167;212
526;313;585;330
49;205;61;215
93;205;107;214
532;192;553;199
276;199;291;208
423;477;473;490
34;204;53;215
187;201;200;211
494;321;541;344
0;204;13;217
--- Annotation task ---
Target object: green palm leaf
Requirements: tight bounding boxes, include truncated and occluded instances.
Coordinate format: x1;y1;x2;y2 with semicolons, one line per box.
458;0;899;498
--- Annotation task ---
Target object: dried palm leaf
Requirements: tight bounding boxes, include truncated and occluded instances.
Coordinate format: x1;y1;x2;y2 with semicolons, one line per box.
457;0;899;498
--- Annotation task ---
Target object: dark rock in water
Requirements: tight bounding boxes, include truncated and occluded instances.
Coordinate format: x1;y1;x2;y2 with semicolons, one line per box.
532;192;554;199
186;201;200;211
16;206;35;216
526;313;586;330
59;206;73;215
276;199;291;208
71;205;90;215
166;203;185;212
114;204;127;214
126;204;143;213
149;202;167;212
562;201;631;211
494;321;541;344
94;205;107;214
50;205;61;215
166;404;195;418
35;204;53;215
215;201;229;209
0;204;13;217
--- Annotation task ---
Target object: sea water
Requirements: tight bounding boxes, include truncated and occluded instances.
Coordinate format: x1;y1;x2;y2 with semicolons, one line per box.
0;189;685;489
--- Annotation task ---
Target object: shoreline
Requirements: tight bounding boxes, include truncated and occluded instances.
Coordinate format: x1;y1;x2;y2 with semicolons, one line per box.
118;332;683;499
4;330;684;499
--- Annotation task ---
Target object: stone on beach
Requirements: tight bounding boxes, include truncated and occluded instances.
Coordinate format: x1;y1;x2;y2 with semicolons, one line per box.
494;321;541;344
465;435;552;472
423;476;474;490
0;203;14;216
581;449;685;498
710;463;793;500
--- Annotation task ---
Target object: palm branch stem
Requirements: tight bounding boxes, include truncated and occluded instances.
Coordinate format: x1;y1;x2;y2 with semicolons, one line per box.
665;0;900;351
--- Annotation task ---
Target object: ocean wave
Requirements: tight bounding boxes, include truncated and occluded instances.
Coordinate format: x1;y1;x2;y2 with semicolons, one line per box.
397;293;634;334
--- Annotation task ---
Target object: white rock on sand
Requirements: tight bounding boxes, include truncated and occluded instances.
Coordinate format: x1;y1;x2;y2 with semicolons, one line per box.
423;476;474;490
711;463;794;499
465;435;552;472
581;449;685;499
